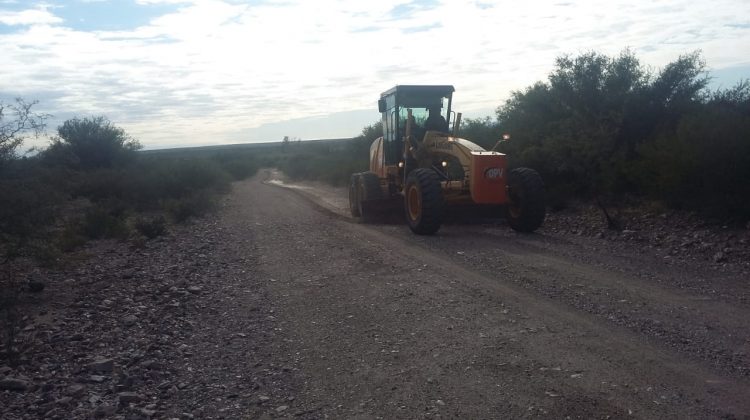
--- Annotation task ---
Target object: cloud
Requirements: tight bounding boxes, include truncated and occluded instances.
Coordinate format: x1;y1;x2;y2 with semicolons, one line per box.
135;0;189;4
0;0;749;149
0;5;61;26
402;22;441;33
388;0;439;20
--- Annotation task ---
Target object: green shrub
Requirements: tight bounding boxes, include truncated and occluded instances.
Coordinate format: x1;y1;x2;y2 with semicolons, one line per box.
44;116;141;170
272;122;379;186
637;100;750;219
153;158;232;198
490;49;749;222
134;215;167;239
210;152;259;180
82;206;129;239
70;157;232;215
0;162;61;261
163;190;216;223
73;169;129;202
459;116;501;150
56;223;87;252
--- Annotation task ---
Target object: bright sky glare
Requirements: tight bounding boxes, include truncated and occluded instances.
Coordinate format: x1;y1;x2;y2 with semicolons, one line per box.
1;0;749;150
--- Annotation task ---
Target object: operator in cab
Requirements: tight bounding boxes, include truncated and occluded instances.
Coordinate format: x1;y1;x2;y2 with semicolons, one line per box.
424;106;449;133
400;113;425;142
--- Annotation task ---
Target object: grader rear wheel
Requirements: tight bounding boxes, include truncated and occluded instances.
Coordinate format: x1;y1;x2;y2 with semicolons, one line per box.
404;168;444;235
348;173;361;217
358;172;382;221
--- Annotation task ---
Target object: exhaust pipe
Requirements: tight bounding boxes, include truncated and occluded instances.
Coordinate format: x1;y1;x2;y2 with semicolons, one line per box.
453;112;462;136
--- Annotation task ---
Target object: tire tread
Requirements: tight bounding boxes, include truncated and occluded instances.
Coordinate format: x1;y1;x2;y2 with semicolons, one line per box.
506;167;545;232
405;168;444;234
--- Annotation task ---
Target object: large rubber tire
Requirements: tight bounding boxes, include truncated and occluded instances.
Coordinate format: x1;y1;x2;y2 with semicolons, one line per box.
404;168;444;235
506;167;546;232
358;172;382;220
348;173;361;217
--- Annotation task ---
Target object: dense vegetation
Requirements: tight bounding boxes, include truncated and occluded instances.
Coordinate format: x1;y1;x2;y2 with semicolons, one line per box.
275;50;749;223
470;51;749;221
275;122;381;186
0;112;263;361
0;114;260;268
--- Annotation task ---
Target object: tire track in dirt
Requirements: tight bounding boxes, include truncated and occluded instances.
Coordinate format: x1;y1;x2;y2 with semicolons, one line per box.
234;176;750;418
267;172;750;380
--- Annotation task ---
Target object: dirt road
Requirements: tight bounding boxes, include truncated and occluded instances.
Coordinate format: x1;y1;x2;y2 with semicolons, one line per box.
157;173;750;419
3;173;749;419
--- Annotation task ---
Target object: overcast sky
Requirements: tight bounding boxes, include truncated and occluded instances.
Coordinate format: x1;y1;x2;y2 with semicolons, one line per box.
1;0;749;150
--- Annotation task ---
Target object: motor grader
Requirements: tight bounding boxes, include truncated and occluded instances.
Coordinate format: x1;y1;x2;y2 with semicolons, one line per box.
349;85;545;235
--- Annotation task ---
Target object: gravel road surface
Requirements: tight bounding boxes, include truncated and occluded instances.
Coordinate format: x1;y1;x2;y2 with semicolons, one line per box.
2;172;749;419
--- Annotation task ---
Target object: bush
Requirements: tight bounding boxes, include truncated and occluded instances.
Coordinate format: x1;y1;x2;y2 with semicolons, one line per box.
56;223;87;252
164;158;232;195
459;116;501;150
72;168;129;203
211;152;259;180
273;123;381;186
134;215;167;239
45;116;141;170
0;161;61;260
163;190;217;223
70;157;232;217
637;97;750;219
82;206;129;239
491;49;749;222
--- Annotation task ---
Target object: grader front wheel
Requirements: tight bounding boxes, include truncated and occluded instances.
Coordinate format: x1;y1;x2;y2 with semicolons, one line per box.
506;167;545;232
404;169;444;235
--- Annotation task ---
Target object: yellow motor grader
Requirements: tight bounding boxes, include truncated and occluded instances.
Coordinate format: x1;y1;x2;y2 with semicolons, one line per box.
349;85;545;235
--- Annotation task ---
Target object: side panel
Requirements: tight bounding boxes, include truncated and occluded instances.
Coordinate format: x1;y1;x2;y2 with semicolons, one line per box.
370;137;386;178
470;152;508;204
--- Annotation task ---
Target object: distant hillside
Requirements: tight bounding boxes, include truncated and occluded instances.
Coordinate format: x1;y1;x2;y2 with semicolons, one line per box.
141;138;356;156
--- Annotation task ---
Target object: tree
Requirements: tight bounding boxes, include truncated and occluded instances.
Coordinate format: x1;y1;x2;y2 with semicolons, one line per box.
637;79;750;220
459;117;500;150
352;121;382;153
493;50;740;222
0;97;56;264
0;99;54;365
45;116;141;169
0;98;47;164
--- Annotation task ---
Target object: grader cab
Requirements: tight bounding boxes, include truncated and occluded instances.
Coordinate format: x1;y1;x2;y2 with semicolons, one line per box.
349;85;545;234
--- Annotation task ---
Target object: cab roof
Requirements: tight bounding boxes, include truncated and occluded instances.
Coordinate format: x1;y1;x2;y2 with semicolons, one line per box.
380;85;455;99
